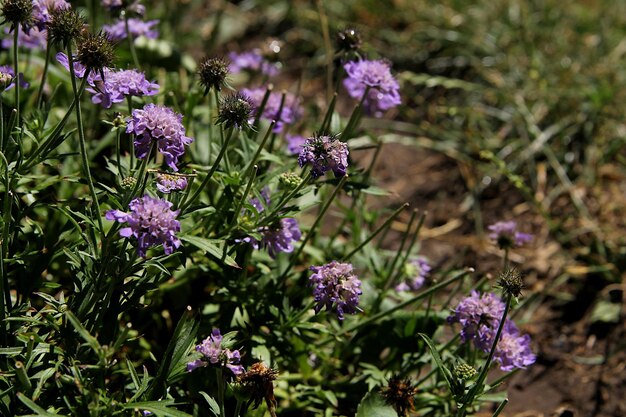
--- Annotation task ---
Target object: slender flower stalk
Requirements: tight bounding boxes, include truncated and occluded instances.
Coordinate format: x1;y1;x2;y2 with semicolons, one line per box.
124;12;140;69
13;22;20;128
36;36;53;109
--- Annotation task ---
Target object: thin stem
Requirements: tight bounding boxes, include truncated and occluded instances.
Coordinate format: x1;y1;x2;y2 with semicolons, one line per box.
262;171;311;225
243;121;275;179
36;36;53;109
229;165;258;228
13;24;20;128
491;399;509;417
124;13;140;69
115;128;123;177
216;368;226;417
382;209;418;290
67;49;103;235
0;151;11;333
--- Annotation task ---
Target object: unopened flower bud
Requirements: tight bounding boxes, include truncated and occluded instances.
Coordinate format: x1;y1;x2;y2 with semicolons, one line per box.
120;177;137;190
454;363;477;380
278;172;302;189
198;57;229;95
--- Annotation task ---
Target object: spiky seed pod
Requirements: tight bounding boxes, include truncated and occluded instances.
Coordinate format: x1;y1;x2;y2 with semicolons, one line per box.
237;362;278;411
380;375;418;417
336;28;362;52
76;32;115;72
47;8;84;47
1;0;33;27
217;92;252;130
198;57;229;95
498;268;524;299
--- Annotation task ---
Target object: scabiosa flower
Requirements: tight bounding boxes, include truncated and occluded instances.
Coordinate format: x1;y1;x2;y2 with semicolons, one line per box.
343;59;401;116
228;49;279;77
1;0;34;29
33;0;70;29
0;65;29;90
336;28;362;52
242;87;302;133
55;52;89;78
127;103;193;171
2;26;47;49
76;32;115;72
494;320;536;371
217;92;253;130
102;18;158;41
487;220;533;249
187;329;245;376
86;68;159;108
101;0;145;15
448;290;506;351
309;261;362;320
46;7;83;47
396;258;431;292
258;218;302;258
197;56;229;94
286;134;306;155
298;135;349;179
156;173;187;193
105;195;181;258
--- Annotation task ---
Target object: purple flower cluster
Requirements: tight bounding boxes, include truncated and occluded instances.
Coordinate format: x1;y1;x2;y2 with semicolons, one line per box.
187;329;245;375
286;134;306;155
228;50;279;77
87;68;159;108
298;135;349;179
0;65;29;90
127;104;193;171
448;291;536;371
309;261;362;320
396;258;431;292
242;87;302;133
487;220;533;249
103;18;158;41
156;173;188;193
343;59;401;116
2;0;70;49
106;195;181;258
33;0;70;29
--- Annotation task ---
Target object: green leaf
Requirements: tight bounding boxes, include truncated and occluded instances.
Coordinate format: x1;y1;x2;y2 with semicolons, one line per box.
418;333;456;393
17;393;68;416
65;311;101;356
121;401;193;417
356;391;397;417
199;392;220;417
179;235;240;268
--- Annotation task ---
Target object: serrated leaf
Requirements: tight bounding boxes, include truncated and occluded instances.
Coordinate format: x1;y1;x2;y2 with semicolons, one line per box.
356;391;397;417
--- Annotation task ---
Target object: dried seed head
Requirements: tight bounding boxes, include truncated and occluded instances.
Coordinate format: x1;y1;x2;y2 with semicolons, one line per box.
217;92;252;129
454;363;477;380
76;32;115;72
380;375;418;417
336;28;362;52
1;0;33;26
198;56;229;94
47;8;84;47
237;362;278;411
498;268;524;299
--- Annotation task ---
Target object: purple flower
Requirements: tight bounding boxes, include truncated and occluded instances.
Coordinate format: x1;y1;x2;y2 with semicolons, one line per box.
298;135;349;179
156;173;188;193
286;134;306;155
101;0;123;10
2;26;47;49
55;52;89;78
33;0;70;29
396;258;431;292
0;65;29;90
105;195;181;258
102;0;145;15
103;18;158;42
448;291;506;351
127;104;193;171
343;59;401;116
188;329;245;376
487;220;533;249
228;50;279;77
309;261;362;320
241;87;302;133
494;321;536;371
86;68;159;108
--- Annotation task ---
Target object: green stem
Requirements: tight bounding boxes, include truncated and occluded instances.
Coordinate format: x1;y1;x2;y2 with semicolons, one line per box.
216;368;226;417
229;165;258;228
262;171;311;225
36;36;52;109
0;151;10;334
491;399;509;417
243;121;275;179
124;14;140;69
13;24;20;128
67;48;103;236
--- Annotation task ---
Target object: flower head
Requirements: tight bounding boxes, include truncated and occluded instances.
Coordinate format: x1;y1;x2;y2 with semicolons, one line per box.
336;28;362;53
127;104;193;171
102;18;158;41
217;92;253;129
309;261;362;320
343;59;401;116
1;0;34;28
0;65;29;90
237;362;278;411
228;49;279;77
396;258;431;292
101;0;145;15
285;134;306;155
298;135;349;179
188;329;245;376
494;321;536;371
105;195;181;258
198;56;229;94
46;7;83;47
448;291;506;351
76;32;115;72
156;173;188;193
86;68;159;108
380;376;418;417
33;0;70;29
242;87;302;133
487;220;533;249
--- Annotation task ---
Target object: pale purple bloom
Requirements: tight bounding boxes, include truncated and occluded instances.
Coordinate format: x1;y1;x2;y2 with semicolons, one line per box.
309;261;362;320
101;0;123;9
228;50;279;77
127;104;193;171
156;173;187;193
448;291;507;351
105;195;181;258
241;87;302;133
187;328;245;376
33;0;70;29
298;135;349;179
55;52;90;78
86;68;159;108
487;220;533;249
0;65;30;90
101;0;146;15
103;18;158;42
286;134;306;155
343;59;401;116
396;258;431;292
2;26;47;49
494;321;536;371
